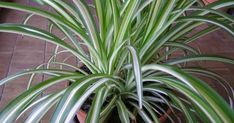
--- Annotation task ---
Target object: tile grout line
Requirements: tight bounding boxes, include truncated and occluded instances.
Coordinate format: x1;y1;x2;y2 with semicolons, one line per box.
0;29;23;100
40;5;50;123
41;5;51;102
0;0;30;101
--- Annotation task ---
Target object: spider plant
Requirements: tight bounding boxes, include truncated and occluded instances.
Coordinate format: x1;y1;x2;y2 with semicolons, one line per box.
0;0;234;122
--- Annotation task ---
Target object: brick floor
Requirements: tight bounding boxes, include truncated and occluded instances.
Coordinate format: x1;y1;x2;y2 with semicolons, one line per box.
0;1;78;122
0;0;233;123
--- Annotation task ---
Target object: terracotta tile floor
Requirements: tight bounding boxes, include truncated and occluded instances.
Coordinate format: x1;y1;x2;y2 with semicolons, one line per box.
0;0;233;122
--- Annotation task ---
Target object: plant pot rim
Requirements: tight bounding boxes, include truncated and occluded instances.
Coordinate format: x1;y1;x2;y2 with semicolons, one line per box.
76;108;172;123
